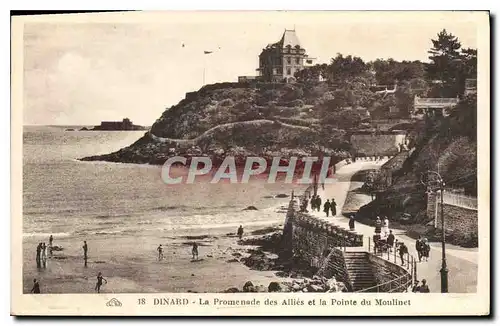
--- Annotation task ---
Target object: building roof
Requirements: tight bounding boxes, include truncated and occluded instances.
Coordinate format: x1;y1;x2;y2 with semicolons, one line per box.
278;29;301;48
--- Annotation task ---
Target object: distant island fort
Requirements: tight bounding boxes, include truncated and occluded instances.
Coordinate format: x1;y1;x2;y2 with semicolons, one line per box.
79;118;147;131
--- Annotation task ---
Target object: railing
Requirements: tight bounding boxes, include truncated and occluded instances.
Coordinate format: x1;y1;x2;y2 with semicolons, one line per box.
355;235;416;293
442;192;478;210
414;96;459;107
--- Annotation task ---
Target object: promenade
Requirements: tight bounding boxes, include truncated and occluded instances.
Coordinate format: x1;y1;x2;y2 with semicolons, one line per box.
308;160;478;293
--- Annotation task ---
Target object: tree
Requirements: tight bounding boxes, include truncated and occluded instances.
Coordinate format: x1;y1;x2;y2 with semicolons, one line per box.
425;29;462;97
328;53;369;83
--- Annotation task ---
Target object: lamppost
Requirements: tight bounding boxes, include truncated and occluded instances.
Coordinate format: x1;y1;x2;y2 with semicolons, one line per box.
421;170;448;293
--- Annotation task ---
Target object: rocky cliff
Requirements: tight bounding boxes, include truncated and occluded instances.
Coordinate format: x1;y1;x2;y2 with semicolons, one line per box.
81;82;357;166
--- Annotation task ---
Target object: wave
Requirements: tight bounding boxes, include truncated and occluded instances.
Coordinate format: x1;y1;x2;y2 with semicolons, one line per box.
151;204;239;212
23;232;72;238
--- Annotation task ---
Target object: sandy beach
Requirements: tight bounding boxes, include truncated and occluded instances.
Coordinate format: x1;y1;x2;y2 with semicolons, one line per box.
22;220;295;294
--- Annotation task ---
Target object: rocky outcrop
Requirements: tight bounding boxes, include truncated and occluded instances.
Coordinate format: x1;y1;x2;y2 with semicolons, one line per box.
80;82;351;165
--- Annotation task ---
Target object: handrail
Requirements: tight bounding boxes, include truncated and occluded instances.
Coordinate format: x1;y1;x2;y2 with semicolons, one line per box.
356;235;416;293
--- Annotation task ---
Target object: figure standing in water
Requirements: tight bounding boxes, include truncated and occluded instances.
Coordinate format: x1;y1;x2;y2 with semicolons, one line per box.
95;272;107;293
83;241;88;267
237;225;244;240
41;243;47;268
35;243;42;268
31;279;40;294
192;242;199;260
157;244;164;261
48;235;53;258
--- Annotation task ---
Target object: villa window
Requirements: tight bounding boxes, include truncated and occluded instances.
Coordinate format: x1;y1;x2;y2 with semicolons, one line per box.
295;57;300;64
287;68;291;76
287;57;291;64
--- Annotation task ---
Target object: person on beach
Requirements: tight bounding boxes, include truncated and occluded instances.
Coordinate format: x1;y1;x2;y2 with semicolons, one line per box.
387;230;395;252
192;242;199;260
330;199;337;216
49;235;53;247
374;216;382;235
83;241;88;266
157;244;164;261
95;272;107;293
41;243;47;268
237;225;244;240
349;215;355;231
398;242;408;266
383;217;389;236
323;200;331;217
31;279;40;294
36;243;42;268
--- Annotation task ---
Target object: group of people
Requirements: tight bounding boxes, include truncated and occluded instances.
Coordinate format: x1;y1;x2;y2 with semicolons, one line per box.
323;198;337;217
35;235;54;269
309;195;322;212
157;241;200;262
31;236;109;294
374;216;390;237
416;236;430;262
412;279;430;293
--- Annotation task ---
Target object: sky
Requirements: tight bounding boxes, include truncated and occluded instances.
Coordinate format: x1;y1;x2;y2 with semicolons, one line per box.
21;11;481;126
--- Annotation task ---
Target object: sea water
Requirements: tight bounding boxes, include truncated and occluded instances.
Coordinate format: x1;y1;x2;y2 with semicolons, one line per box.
23;126;301;238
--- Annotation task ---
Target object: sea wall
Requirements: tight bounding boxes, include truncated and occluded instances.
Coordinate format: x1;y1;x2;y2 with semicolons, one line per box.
367;254;412;292
282;199;362;286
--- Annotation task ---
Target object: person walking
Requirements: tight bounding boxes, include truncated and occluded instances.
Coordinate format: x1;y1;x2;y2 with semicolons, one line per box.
237;225;244;240
49;235;53;247
316;196;322;212
374;216;382;235
157;244;164;261
412;280;421;293
95;272;107;293
83;241;88;266
192;242;199;260
348;215;356;231
418;279;430;293
330;199;337;217
416;237;423;262
31;279;40;294
387;230;395;252
398;242;408;266
323;200;331;217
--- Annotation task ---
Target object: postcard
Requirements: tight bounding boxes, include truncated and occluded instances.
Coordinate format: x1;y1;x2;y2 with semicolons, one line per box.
11;11;490;316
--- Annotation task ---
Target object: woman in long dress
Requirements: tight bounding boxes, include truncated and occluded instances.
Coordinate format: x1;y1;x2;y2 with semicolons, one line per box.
374;216;382;235
383;217;390;236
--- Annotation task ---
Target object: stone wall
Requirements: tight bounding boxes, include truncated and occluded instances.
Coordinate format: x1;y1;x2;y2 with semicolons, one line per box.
350;133;406;156
427;192;478;236
367;254;412;292
282;199;362;287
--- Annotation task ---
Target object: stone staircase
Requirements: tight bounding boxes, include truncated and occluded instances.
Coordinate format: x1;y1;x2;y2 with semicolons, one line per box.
343;252;377;292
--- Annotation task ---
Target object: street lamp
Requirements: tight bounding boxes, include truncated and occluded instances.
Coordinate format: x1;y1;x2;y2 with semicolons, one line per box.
421;170;448;293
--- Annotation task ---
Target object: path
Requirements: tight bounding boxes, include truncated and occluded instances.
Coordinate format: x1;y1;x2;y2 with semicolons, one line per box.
307;159;478;293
